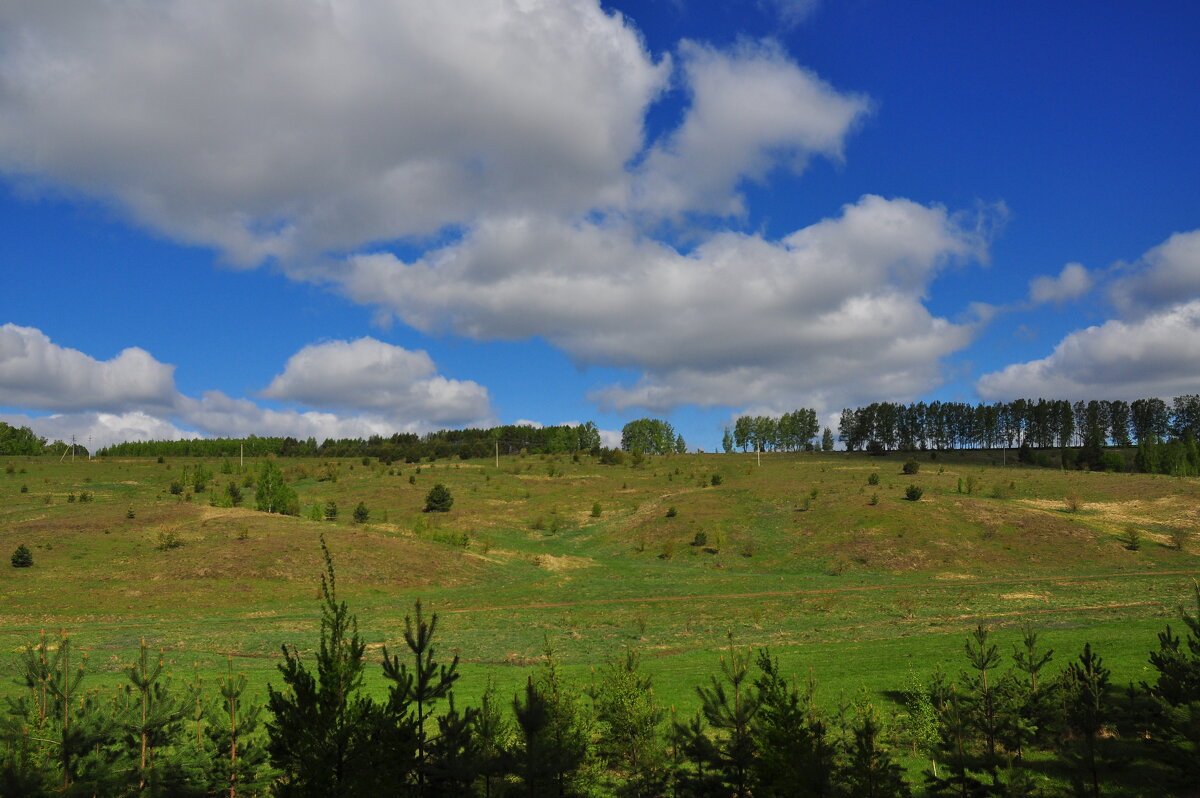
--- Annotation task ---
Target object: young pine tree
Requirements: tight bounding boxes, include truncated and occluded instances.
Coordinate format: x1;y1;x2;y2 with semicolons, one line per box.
1142;580;1200;787
750;650;836;798
379;599;475;793
693;637;760;798
588;649;667;796
839;697;911;798
206;658;271;797
1062;644;1111;798
266;537;384;796
512;645;596;796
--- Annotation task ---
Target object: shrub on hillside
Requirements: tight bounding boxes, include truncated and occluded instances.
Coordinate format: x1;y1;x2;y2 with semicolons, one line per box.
902;459;920;475
905;485;923;501
11;544;33;568
424;483;453;513
353;502;370;523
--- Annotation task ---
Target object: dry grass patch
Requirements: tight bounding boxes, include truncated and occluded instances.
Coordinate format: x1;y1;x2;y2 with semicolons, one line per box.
533;554;596;571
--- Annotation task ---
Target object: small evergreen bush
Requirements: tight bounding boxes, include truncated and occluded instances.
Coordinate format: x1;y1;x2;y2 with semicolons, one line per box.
11;544;33;568
353;502;370;523
905;484;923;501
1119;524;1142;551
424;483;453;512
902;459;920;475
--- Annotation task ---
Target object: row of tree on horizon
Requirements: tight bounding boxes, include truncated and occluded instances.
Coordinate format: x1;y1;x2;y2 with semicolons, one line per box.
2;395;1200;463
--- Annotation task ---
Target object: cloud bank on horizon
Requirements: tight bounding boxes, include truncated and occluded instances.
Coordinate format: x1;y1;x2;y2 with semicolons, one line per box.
1;0;1198;450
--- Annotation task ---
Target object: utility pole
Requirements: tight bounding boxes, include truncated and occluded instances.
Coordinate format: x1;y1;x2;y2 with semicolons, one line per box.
240;442;244;471
495;440;499;469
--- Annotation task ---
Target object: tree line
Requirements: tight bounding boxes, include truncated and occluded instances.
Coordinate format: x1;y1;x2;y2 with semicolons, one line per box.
97;424;604;463
720;410;833;454
5;547;1200;796
835;396;1200;455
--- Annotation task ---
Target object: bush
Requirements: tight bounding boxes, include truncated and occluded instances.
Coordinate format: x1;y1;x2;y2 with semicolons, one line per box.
902;459;920;475
710;473;723;486
590;501;602;518
156;527;183;550
905;485;923;501
1100;451;1125;472
353;502;370;523
1169;527;1190;551
1119;524;1142;551
692;531;708;547
169;479;183;495
867;472;880;486
10;544;33;568
1064;493;1082;513
324;501;338;521
665;506;677;518
424;483;453;513
598;447;626;466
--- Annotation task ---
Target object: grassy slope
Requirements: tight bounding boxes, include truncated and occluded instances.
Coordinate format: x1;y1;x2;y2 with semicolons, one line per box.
1;450;1198;717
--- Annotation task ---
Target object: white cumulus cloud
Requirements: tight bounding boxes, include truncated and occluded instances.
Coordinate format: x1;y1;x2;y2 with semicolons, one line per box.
1109;230;1200;319
0;0;667;264
1028;262;1092;305
0;410;197;452
261;337;491;424
338;194;991;412
0;324;176;412
634;40;869;218
977;299;1200;401
0;325;496;445
979;228;1200;401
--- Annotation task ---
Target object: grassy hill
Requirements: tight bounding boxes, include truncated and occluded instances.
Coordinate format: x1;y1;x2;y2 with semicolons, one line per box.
2;450;1198;713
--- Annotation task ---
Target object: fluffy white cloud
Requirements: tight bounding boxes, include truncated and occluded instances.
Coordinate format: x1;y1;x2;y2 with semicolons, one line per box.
1109;230;1200;318
1;411;197;452
261;337;490;424
979;298;1200;398
338;194;990;411
634;40;868;217
0;325;495;444
0;324;176;412
0;0;667;263
175;392;428;441
1028;262;1092;305
977;300;1200;400
980;228;1200;401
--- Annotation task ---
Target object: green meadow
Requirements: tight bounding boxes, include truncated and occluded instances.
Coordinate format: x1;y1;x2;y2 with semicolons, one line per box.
2;450;1197;716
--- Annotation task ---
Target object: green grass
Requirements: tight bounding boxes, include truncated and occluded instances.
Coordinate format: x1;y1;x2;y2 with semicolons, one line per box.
2;450;1197;718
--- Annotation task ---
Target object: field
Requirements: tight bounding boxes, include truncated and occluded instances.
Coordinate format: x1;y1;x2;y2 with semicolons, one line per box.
2;449;1199;723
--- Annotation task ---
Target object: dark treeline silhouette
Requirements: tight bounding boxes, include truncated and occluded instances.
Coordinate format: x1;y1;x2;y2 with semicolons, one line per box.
97;423;603;463
4;546;1200;796
836;395;1200;474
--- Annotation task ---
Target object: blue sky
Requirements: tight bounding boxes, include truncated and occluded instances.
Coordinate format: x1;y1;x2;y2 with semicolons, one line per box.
2;0;1199;452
